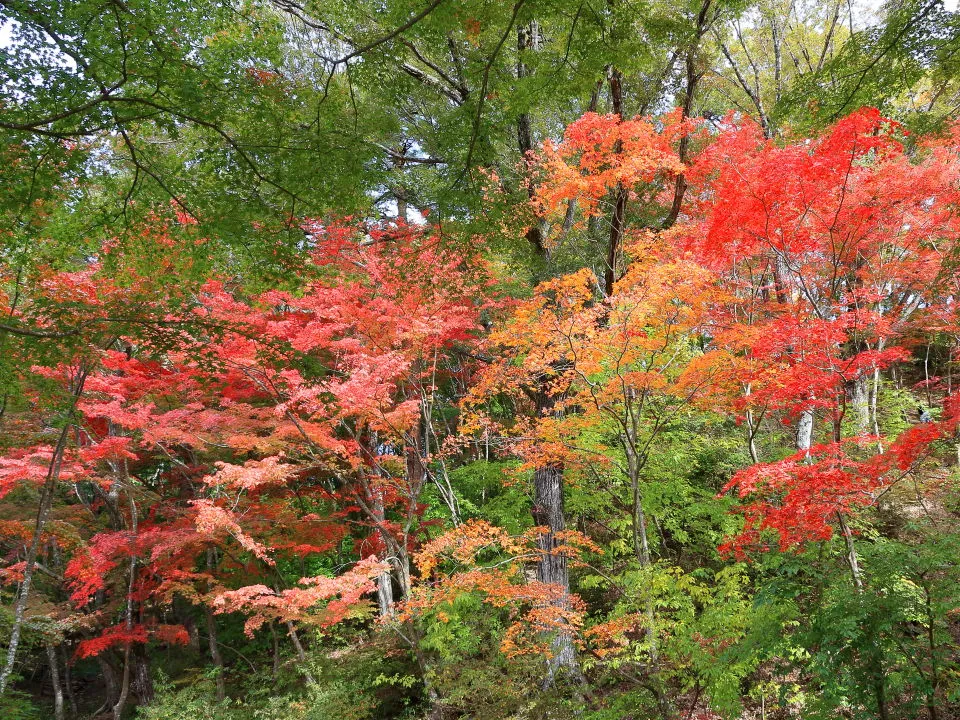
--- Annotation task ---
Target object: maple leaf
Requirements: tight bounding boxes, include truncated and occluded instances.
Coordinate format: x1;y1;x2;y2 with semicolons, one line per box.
191;499;274;565
213;556;387;637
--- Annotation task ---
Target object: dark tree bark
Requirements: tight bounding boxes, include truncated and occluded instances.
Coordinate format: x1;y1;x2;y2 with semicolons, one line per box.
517;20;548;259
665;0;714;229
95;656;120;716
604;65;627;297
59;645;77;718
271;623;281;678
206;548;226;701
131;647;154;706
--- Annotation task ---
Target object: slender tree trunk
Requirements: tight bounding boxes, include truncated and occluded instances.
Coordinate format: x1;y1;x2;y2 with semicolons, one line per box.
270;623;281;678
206;607;225;701
625;439;672;719
95;656;120;717
837;512;888;719
401;418;428;599
0;367;86;696
631;473;660;664
665;0;713;227
421;387;462;526
59;645;77;718
836;512;863;593
873;671;891;720
516;22;538;157
45;644;64;720
624;433;653;570
113;489;139;720
775;248;818;461
110;646;129;717
746;409;760;463
517;20;548;258
285;622;316;685
182;610;201;652
206;549;226;701
796;408;814;457
376;564;395;617
407;622;445;719
768;10;783;102
774;254;790;304
923;585;940;720
370;485;396;617
606;183;627;296
604;65;626;297
744;383;760;463
631;472;652;569
871;366;884;453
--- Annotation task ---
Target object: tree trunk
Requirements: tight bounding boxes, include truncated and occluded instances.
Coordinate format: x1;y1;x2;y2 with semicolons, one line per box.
271;623;280;678
183;614;201;652
625;440;673;718
206;549;226;701
848;376;870;435
516;22;538;157
45;644;64;720
665;0;714;227
131;647;154;706
0;424;74;695
113;652;131;720
112;484;140;720
874;677;890;720
604;65;626;297
285;622;316;685
871;366;884;453
370;484;396;617
408;622;446;719
96;656;120;716
838;513;888;719
0;367;87;697
517;20;548;259
745;408;760;463
796;407;814;457
533;463;583;686
376;565;395;618
59;645;77;717
837;512;863;593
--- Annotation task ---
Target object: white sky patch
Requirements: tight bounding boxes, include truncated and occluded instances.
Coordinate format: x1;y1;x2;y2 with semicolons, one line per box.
378;197;428;225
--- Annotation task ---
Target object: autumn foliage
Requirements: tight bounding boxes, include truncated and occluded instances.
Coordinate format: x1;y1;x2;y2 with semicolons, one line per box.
4;108;960;718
